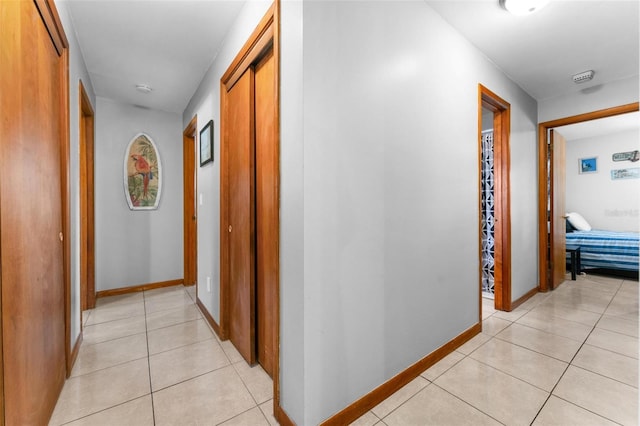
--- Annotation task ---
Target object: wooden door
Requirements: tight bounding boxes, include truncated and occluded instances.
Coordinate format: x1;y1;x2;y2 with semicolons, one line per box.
0;1;68;424
255;48;277;377
550;130;567;290
226;70;256;364
80;80;96;310
478;85;511;312
221;3;279;383
183;117;198;287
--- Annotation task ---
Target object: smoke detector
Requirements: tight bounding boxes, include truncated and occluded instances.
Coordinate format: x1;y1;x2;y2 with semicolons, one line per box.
135;84;153;94
572;70;595;84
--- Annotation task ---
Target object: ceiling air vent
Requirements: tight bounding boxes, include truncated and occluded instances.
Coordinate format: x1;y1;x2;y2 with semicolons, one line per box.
572;70;595;84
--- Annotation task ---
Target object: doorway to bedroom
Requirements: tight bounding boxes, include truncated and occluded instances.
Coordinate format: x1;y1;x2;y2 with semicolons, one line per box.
537;102;639;292
478;84;512;313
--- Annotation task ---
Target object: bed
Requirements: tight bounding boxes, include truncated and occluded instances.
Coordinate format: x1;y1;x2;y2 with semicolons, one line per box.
564;212;639;275
566;229;639;272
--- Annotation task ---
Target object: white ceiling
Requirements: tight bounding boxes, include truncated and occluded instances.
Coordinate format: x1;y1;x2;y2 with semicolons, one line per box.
425;0;639;101
66;0;639;128
556;111;640;141
426;0;639;140
66;0;246;114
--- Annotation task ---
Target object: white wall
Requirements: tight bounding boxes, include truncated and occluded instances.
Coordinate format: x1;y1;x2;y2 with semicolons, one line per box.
280;1;306;422
482;108;493;131
566;129;640;232
539;76;639;122
279;1;539;424
182;1;272;325
56;0;96;352
95;98;183;290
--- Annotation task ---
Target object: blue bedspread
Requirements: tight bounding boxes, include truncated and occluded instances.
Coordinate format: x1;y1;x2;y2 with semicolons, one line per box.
566;230;639;271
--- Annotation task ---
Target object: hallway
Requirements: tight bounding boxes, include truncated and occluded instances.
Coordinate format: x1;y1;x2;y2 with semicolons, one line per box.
50;273;637;425
49;286;276;425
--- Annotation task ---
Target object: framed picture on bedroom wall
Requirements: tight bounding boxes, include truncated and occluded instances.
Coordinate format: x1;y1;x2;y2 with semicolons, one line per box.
579;157;597;174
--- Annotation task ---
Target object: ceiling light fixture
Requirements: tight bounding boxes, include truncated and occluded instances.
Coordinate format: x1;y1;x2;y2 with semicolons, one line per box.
135;84;153;94
572;70;595;84
500;0;550;16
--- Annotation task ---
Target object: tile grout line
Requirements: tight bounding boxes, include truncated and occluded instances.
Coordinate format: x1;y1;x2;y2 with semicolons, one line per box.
83;305;204;348
479;279;628;425
464;345;561;395
56;293;159;425
431;382;506;426
492;323;589;363
368;380;429;424
68;354;150;380
151;365;232;393
143;289;158;426
58;396;149;426
231;360;269;408
529;276;625;425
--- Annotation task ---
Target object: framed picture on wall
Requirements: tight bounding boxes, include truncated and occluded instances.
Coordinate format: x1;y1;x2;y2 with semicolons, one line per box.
579;157;597;174
124;133;162;210
200;120;214;167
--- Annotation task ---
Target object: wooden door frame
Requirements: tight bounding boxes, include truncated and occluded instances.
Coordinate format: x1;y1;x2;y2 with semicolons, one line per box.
79;80;95;312
183;116;198;289
537;102;639;292
220;2;285;422
478;85;512;314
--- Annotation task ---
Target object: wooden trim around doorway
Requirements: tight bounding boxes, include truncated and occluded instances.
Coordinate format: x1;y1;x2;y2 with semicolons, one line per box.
221;6;275;90
79;80;96;311
60;51;73;379
34;0;68;56
272;0;282;418
220;1;283;423
478;84;512;312
537;102;639;292
220;0;276;347
183;116;198;288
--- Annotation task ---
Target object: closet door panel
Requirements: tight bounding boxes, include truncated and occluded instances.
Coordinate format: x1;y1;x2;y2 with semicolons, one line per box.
0;1;67;424
226;70;256;365
255;48;277;377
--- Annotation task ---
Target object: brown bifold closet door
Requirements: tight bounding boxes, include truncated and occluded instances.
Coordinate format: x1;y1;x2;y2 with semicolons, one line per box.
0;0;68;424
226;70;257;365
255;48;277;377
223;44;277;377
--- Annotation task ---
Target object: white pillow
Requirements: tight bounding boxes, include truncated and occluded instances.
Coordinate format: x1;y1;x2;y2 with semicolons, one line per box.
566;212;591;231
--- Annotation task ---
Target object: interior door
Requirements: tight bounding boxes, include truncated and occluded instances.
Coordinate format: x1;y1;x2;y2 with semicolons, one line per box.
226;70;256;364
183;118;197;287
0;1;67;423
80;81;96;310
255;48;277;377
550;129;567;289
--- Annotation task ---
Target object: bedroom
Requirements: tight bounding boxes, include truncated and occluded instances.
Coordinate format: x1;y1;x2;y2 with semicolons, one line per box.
556;111;639;280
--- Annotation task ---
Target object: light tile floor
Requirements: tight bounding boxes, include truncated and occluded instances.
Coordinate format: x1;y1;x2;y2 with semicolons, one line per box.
49;285;277;426
50;273;638;425
352;272;638;426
